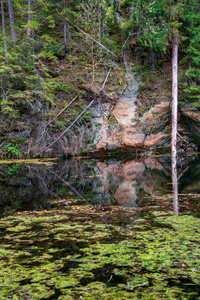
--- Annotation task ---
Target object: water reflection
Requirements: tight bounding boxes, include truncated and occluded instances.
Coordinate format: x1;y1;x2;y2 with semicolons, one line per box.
0;155;200;216
172;154;179;214
96;157;171;206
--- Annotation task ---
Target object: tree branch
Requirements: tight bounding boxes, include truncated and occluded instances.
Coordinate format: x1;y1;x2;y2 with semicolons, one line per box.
35;95;78;144
42;100;94;152
101;68;111;90
121;31;142;50
66;19;117;57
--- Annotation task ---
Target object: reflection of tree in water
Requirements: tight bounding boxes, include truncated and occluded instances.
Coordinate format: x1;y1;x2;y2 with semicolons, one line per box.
178;157;200;194
96;158;171;207
172;154;179;214
0;164;53;216
0;159;104;215
0;157;176;214
52;159;104;203
1;155;200;216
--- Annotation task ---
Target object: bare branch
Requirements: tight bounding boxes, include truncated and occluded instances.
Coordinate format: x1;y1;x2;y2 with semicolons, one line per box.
101;68;111;90
44;95;78;130
66;19;117;57
45;166;92;206
177;132;188;144
35;95;78;144
177;166;189;181
42;100;94;152
121;31;142;50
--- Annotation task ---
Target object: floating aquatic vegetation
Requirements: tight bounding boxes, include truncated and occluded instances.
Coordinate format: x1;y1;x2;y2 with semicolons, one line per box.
0;158;57;165
0;208;200;299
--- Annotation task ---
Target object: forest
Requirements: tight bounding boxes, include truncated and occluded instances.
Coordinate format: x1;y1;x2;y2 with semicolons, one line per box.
1;2;200;299
0;0;200;157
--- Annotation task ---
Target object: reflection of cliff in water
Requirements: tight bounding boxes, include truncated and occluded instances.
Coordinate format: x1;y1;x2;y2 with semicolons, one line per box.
1;155;200;216
96;157;171;207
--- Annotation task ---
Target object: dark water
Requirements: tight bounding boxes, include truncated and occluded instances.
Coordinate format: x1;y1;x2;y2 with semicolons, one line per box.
1;154;200;218
0;155;200;299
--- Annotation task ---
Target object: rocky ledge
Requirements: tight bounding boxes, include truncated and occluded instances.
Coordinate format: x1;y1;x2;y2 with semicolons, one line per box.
96;100;200;151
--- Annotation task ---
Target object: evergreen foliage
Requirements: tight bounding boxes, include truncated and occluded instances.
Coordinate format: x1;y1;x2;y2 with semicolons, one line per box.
0;0;199;127
181;0;200;104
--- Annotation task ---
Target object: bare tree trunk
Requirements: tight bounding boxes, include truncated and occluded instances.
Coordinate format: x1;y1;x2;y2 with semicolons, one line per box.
171;34;179;214
98;0;102;57
27;0;32;36
171;34;178;159
98;0;101;43
63;0;67;52
7;0;16;42
1;0;7;52
27;0;35;57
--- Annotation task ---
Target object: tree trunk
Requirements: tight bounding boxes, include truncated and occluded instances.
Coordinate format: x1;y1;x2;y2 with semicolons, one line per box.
171;34;178;158
63;0;67;52
27;0;32;36
27;0;35;56
171;34;179;214
1;0;7;52
98;0;102;57
7;0;16;42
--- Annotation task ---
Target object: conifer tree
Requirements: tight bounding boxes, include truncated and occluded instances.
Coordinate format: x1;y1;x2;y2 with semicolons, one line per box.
181;0;200;105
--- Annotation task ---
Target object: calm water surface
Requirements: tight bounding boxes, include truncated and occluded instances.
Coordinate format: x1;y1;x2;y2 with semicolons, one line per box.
0;154;200;217
0;155;200;299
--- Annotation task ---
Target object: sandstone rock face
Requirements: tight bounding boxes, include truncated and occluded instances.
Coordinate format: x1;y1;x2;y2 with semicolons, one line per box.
180;104;200;122
122;128;145;147
144;132;168;147
96;99;171;150
140;101;170;132
112;101;136;127
96;118;122;150
95;70;200;151
95;61;173;152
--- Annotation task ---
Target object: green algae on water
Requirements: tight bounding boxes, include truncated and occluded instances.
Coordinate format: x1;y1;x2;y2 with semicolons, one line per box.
0;209;200;299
